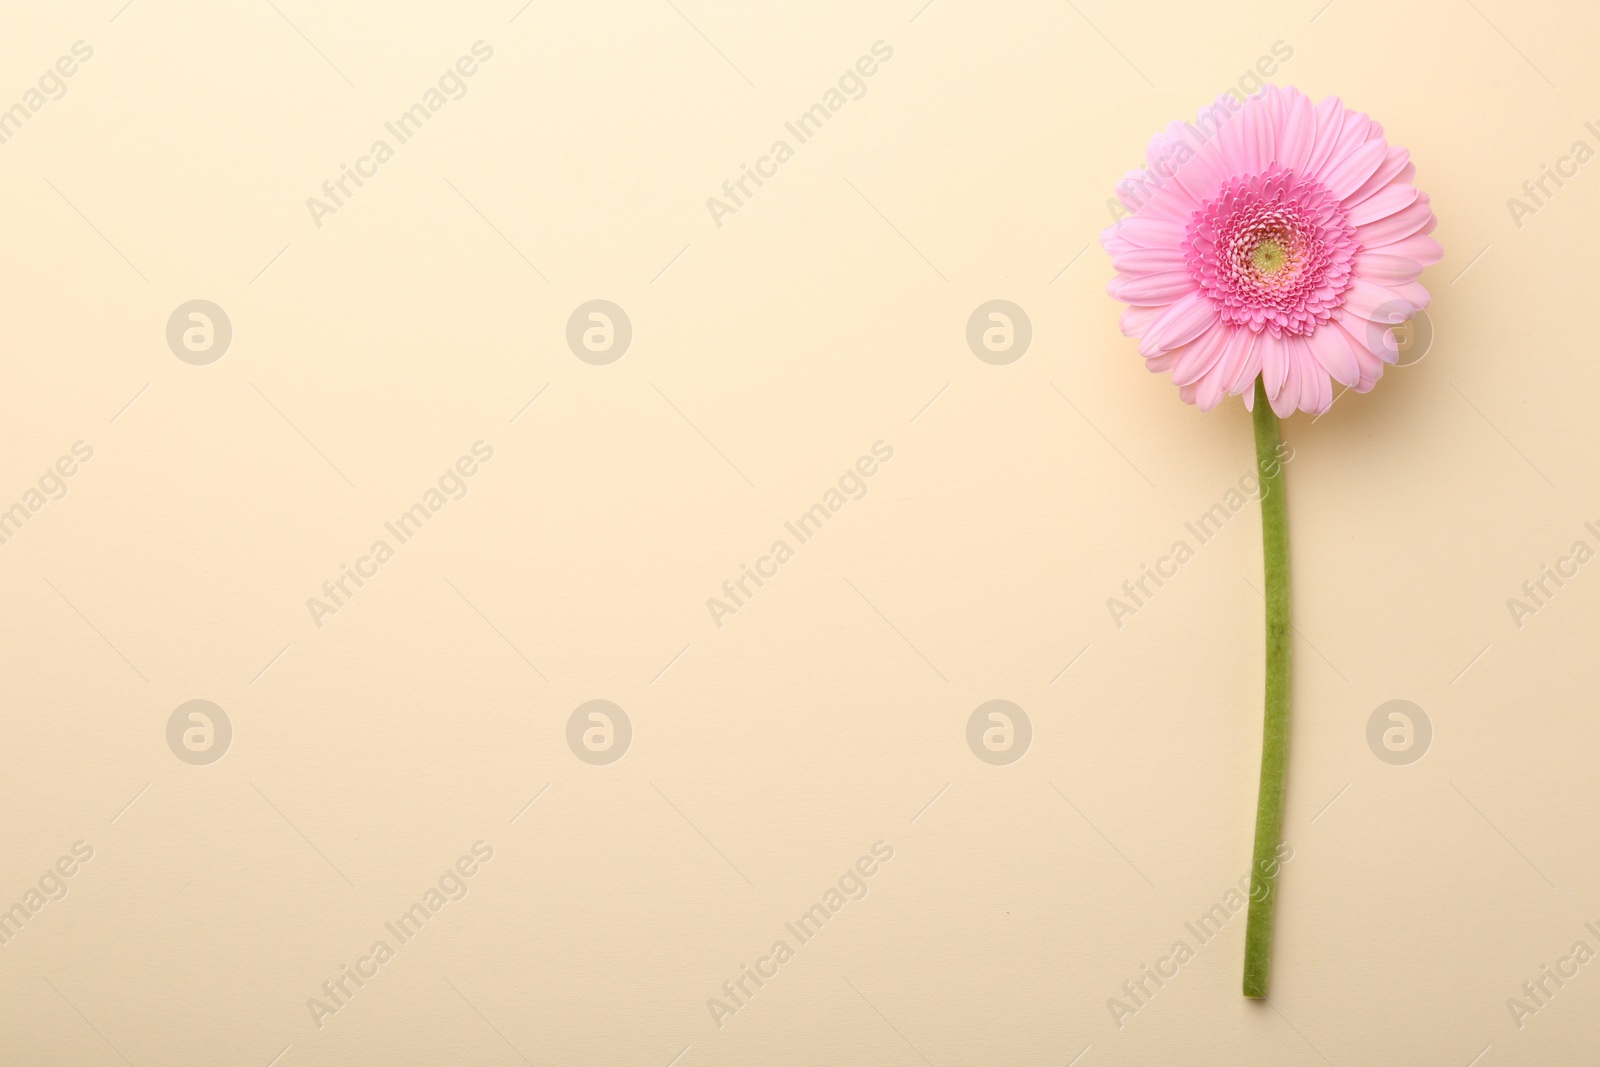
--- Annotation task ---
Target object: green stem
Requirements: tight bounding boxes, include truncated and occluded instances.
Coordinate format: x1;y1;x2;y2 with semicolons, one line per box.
1242;376;1292;999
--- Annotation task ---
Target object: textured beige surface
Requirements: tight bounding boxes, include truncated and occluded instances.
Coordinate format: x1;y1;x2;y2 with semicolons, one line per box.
1;1;1597;1064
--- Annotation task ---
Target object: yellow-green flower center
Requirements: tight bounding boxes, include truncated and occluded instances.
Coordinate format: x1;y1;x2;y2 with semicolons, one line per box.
1251;238;1288;275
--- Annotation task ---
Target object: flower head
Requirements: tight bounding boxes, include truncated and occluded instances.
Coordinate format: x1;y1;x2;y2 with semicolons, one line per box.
1102;86;1439;416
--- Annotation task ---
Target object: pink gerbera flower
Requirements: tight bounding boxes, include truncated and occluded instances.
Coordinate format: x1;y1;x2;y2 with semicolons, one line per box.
1101;85;1440;416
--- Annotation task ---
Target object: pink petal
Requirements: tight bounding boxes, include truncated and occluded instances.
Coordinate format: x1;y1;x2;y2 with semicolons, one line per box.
1345;183;1419;227
1276;89;1318;172
1260;331;1290;398
1355;195;1434;247
1344;325;1386;390
1344;147;1410;206
1335;313;1401;364
1174;107;1236;197
1150;122;1220;203
1314;110;1374;186
1305;323;1360;388
1109;271;1195;305
1304;353;1334;414
1218;89;1275;174
1224;328;1264;397
1372;233;1443;265
1320;138;1388;200
1352;252;1425;286
1194;359;1231;411
1287;336;1333;414
1145;348;1181;374
1303;95;1348;178
1111;246;1187;273
1101;228;1134;257
1170;321;1231;385
1115;169;1190;219
1144;129;1184;179
1270;342;1301;417
1120;304;1164;337
1107;214;1188;249
1387;281;1431;308
1342;278;1413;322
1139;290;1216;356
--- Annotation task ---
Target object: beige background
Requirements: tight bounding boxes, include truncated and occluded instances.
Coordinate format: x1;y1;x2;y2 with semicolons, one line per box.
1;0;1597;1063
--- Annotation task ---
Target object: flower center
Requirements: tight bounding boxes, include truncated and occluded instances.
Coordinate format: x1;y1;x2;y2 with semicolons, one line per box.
1250;238;1288;275
1183;167;1359;337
